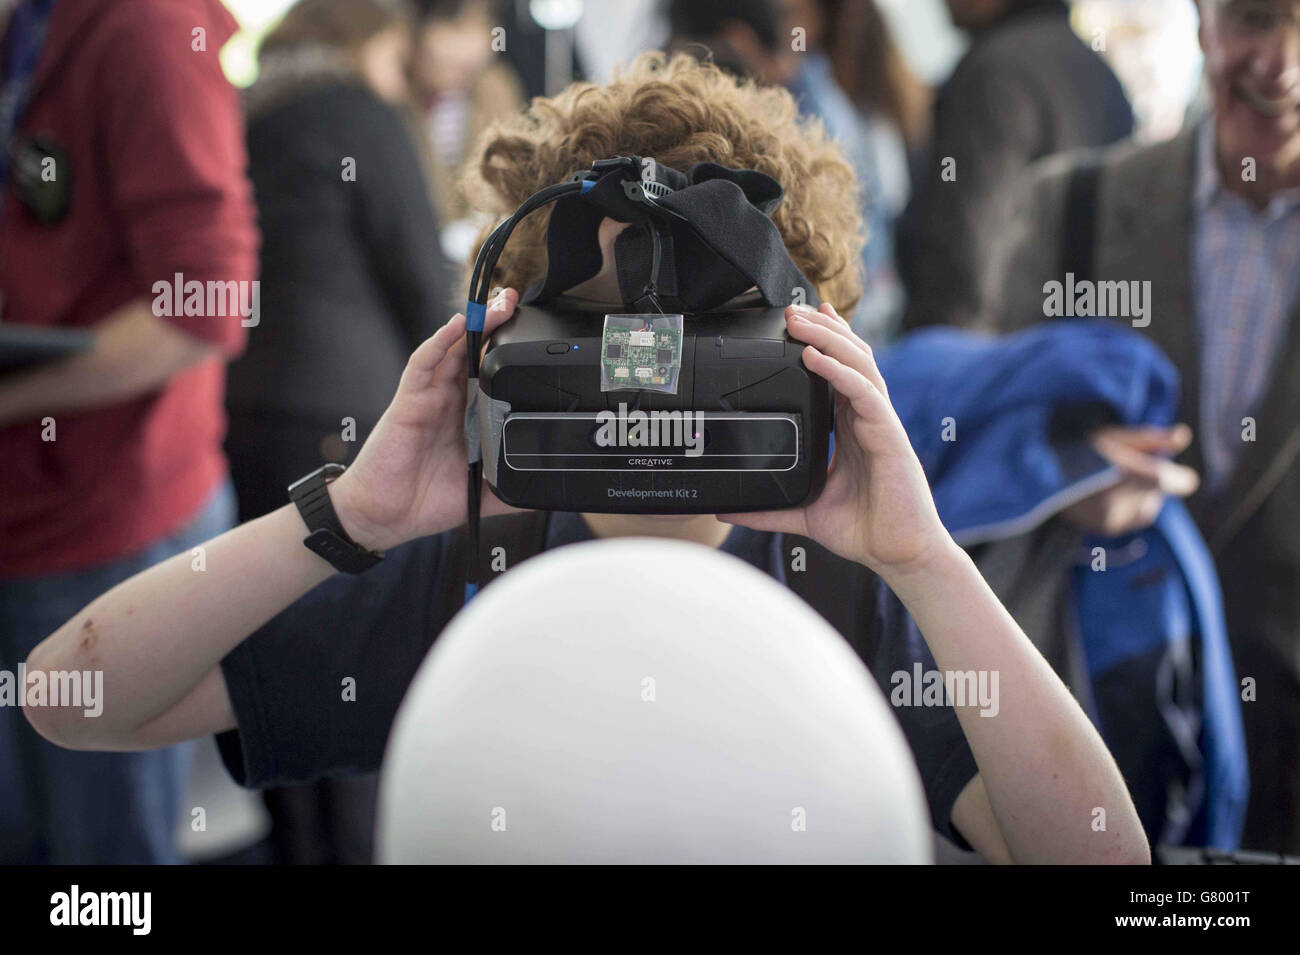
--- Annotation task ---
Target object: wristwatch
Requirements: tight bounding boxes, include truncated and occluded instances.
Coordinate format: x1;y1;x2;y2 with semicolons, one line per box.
287;463;383;574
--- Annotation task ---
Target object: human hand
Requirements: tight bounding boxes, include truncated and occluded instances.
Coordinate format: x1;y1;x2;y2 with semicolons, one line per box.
1059;424;1199;536
330;289;522;551
720;302;955;581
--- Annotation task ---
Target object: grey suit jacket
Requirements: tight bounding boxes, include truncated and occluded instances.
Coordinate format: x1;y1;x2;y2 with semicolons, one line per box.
897;0;1133;331
983;127;1300;678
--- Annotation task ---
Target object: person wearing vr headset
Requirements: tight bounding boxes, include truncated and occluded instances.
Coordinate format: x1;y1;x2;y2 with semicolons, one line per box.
24;53;1149;864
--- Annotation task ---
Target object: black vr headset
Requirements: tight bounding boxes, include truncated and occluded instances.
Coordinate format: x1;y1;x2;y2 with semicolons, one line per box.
462;156;833;592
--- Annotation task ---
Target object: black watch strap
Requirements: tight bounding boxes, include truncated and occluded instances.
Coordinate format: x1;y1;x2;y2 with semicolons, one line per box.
287;464;383;574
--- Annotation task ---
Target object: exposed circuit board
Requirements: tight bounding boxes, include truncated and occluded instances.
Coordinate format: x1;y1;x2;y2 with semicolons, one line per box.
601;319;683;389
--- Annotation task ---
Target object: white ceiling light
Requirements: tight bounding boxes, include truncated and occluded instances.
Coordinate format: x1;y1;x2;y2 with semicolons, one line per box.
529;0;584;31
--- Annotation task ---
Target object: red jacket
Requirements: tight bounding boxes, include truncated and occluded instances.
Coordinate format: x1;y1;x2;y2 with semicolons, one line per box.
0;0;258;576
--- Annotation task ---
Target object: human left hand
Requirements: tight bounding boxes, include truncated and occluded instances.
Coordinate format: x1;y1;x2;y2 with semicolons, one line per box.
719;302;954;580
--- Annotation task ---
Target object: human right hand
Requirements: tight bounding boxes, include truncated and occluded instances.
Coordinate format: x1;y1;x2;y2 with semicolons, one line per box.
330;288;522;551
1059;424;1199;536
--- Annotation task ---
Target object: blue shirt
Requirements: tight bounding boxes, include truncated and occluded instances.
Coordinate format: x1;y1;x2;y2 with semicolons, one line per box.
787;52;908;346
218;512;978;843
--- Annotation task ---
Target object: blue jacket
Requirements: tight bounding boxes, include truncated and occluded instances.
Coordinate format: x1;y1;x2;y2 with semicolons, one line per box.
878;319;1248;849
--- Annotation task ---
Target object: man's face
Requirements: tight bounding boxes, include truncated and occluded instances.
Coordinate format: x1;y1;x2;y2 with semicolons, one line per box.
1201;0;1300;187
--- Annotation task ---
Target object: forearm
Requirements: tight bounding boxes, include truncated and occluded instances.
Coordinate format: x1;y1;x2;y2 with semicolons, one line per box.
0;300;215;425
25;503;336;748
882;540;1149;864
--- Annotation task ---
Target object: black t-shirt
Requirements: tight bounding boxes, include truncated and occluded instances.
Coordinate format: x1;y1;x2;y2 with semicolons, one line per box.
217;512;978;843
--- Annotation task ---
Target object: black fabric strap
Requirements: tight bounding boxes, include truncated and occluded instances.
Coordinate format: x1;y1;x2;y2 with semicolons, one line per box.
651;176;819;311
524;158;818;313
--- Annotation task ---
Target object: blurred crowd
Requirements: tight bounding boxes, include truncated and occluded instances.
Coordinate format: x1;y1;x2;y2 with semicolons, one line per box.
1;0;1298;864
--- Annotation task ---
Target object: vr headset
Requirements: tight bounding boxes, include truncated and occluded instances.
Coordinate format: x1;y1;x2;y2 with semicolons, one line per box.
463;156;833;592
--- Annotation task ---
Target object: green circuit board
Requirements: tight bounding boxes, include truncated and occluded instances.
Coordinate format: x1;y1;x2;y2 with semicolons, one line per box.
600;315;684;392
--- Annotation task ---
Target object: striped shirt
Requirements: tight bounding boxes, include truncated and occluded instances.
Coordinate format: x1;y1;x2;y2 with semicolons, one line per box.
1192;119;1300;492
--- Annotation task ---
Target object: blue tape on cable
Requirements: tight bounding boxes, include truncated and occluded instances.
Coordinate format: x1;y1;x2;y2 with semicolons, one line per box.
580;179;595;194
466;300;487;332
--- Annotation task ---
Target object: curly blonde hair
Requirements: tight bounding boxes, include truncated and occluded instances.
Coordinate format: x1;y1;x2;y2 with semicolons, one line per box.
461;52;865;312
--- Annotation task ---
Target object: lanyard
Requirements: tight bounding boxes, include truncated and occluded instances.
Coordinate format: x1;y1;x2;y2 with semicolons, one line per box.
0;0;55;188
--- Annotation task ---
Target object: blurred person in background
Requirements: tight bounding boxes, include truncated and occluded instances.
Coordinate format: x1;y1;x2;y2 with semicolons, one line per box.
409;0;524;258
898;0;1134;330
0;0;257;862
224;0;450;863
665;0;797;84
786;0;929;344
477;0;556;101
665;0;923;345
984;0;1300;853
